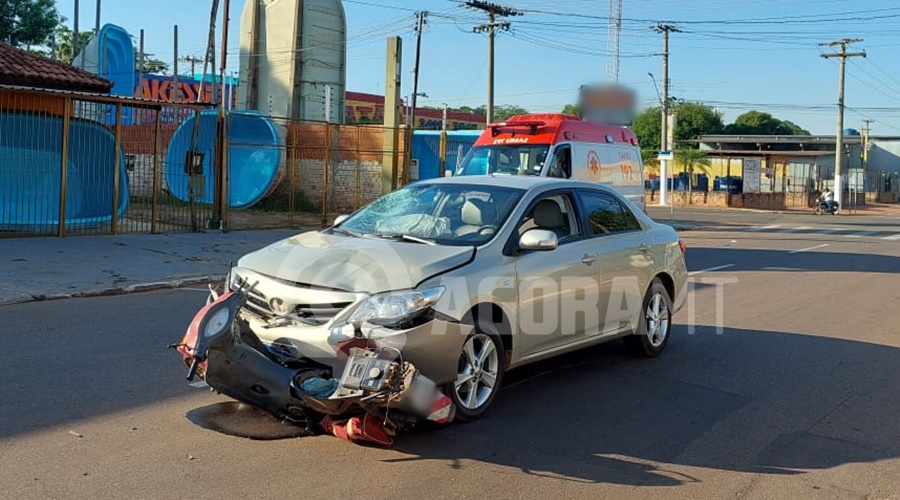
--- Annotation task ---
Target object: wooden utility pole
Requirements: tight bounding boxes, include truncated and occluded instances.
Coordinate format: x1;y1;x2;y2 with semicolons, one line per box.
466;1;521;125
821;38;865;211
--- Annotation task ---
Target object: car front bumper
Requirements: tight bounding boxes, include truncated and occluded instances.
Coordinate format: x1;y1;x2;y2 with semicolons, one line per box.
243;311;472;386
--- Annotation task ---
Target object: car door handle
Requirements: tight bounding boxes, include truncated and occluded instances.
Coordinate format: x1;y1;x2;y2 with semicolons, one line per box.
581;253;598;265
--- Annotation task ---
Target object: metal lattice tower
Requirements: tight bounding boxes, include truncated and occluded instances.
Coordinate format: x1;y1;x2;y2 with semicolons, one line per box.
606;0;622;82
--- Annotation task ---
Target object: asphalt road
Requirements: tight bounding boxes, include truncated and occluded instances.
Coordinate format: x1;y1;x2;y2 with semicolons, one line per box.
3;210;900;500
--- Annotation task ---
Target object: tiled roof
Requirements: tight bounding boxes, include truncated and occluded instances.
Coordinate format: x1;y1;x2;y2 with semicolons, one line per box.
0;42;113;93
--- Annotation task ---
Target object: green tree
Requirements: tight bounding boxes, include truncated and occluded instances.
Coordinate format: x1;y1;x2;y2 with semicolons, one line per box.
136;51;170;74
451;104;528;121
676;147;712;196
562;103;580;116
0;0;59;48
724;110;810;135
52;24;93;64
632;102;723;155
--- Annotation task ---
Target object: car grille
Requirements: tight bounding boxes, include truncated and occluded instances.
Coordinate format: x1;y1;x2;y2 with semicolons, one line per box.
244;287;352;326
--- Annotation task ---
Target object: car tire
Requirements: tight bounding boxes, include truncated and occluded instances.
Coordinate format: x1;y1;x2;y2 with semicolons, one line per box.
624;278;673;358
444;326;505;422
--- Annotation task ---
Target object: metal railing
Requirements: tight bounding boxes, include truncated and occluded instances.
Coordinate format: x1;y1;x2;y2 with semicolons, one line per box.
224;117;408;231
0;86;214;237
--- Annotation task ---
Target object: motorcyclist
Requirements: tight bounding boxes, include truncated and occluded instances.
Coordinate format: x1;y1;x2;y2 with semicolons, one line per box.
821;188;834;211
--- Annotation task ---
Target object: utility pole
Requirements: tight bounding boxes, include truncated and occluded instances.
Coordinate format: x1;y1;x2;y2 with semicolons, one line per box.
821;38;865;211
219;0;230;112
401;11;428;185
74;0;81;67
95;0;101;34
199;0;221;105
655;23;680;207
466;1;521;125
173;25;179;103
861;118;873;172
181;56;203;78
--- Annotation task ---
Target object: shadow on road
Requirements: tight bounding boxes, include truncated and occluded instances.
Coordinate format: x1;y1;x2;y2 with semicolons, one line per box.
385;326;900;486
686;247;900;274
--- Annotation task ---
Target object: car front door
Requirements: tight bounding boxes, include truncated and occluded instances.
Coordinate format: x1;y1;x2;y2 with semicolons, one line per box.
575;189;654;335
513;191;605;357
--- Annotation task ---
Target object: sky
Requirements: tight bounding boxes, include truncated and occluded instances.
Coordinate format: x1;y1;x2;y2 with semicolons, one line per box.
55;0;900;135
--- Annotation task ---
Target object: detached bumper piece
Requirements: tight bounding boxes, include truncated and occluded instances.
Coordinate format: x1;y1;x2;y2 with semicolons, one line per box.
204;321;455;447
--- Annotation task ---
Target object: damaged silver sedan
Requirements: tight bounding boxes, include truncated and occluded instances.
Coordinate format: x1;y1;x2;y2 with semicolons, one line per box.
174;176;688;439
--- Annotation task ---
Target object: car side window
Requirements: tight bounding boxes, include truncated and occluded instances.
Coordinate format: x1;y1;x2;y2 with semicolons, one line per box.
518;194;581;243
578;190;640;236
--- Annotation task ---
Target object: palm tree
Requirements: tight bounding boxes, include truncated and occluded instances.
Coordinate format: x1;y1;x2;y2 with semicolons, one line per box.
675;147;712;198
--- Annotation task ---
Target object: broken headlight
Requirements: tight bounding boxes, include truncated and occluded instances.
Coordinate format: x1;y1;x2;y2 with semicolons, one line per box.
345;287;445;329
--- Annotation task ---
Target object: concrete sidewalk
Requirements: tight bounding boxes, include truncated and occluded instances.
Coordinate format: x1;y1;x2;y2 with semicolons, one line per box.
0;229;299;306
0;219;694;307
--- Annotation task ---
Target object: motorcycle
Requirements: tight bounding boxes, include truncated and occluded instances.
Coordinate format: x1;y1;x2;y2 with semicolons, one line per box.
170;278;454;442
813;195;840;215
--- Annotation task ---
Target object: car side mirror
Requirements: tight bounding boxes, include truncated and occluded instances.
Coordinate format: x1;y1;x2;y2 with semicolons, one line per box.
334;214;350;225
519;229;558;251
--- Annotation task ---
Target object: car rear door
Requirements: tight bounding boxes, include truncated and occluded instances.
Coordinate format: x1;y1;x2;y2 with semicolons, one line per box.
575;188;654;335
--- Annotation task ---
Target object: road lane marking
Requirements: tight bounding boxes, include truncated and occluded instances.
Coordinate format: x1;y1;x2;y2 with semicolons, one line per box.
688;264;735;276
789;243;830;254
746;224;781;231
844;231;877;238
882;234;900;241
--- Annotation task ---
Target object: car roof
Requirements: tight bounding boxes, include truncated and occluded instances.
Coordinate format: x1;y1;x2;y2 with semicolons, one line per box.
418;174;618;195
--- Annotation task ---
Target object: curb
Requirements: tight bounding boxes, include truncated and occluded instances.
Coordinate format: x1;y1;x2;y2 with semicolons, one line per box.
0;275;225;307
653;220;696;231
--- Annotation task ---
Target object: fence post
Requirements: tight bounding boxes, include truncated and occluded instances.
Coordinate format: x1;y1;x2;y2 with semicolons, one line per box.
58;97;72;237
289;128;296;228
111;102;123;235
322;123;331;227
151;107;162;233
439;130;448;176
221;111;230;230
355;125;361;210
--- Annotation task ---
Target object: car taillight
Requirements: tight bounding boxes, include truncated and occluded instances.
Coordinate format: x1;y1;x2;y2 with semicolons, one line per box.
678;239;686;254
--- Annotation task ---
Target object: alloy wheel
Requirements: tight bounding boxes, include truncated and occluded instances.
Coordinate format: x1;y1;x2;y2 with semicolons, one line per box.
646;292;670;348
454;333;500;411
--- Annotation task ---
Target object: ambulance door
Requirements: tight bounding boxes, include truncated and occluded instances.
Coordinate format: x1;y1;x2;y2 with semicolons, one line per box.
544;143;573;178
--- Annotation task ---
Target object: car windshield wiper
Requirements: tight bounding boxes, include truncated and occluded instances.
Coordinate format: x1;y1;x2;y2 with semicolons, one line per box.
330;226;363;238
371;233;436;245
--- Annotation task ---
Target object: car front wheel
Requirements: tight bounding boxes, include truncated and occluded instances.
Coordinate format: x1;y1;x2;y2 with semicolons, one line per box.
624;278;673;357
445;331;504;421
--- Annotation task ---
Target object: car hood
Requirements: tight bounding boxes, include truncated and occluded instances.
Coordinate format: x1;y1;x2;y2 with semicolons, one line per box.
236;231;474;294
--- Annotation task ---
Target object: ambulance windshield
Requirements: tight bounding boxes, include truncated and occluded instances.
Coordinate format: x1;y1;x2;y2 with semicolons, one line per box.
455;144;551;177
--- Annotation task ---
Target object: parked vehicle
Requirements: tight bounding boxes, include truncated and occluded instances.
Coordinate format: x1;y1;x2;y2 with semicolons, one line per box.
174;176;687;428
453;113;645;211
813;195;840;215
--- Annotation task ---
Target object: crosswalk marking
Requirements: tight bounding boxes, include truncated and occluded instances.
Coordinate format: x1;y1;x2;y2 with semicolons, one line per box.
739;225;898;239
747;224;782;231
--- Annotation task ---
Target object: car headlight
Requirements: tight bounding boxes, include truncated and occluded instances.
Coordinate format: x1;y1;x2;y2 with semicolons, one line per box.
346;287;445;328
